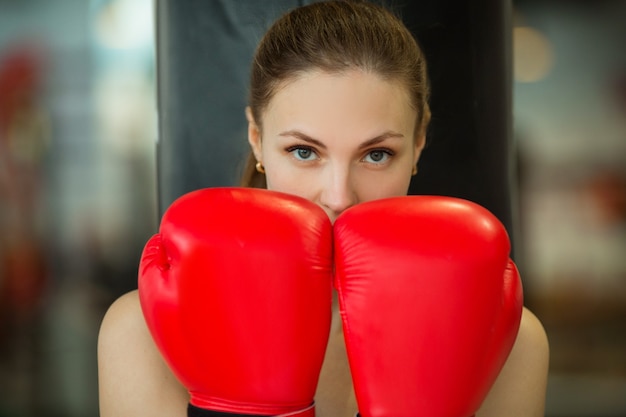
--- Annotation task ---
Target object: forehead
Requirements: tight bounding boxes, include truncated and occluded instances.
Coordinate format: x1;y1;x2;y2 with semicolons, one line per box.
261;70;417;137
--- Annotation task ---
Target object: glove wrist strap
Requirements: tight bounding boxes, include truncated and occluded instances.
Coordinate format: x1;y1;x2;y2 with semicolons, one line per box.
188;403;315;417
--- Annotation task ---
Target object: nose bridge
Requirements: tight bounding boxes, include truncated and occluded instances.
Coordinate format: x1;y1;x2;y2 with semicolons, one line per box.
321;161;356;212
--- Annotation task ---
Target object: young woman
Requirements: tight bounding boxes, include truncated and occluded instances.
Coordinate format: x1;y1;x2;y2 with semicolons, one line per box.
98;2;550;416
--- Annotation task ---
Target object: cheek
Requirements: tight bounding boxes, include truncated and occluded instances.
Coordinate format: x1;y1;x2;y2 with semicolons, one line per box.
264;165;318;203
353;167;412;203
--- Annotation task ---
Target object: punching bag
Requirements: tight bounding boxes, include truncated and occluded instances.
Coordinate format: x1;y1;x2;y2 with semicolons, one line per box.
154;0;516;257
402;0;515;252
154;1;306;214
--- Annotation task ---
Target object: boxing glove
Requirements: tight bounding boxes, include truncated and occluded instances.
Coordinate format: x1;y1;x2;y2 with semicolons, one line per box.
138;187;333;416
334;196;523;417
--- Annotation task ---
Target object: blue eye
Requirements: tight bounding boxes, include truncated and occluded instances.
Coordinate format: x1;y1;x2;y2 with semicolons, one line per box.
363;149;392;164
288;146;318;161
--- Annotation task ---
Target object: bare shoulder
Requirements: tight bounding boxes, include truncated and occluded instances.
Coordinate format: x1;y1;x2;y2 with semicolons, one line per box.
477;307;550;417
97;290;188;417
514;307;550;361
98;290;145;347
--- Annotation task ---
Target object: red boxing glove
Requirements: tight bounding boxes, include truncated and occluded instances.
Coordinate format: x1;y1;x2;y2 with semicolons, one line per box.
334;196;523;417
139;188;333;417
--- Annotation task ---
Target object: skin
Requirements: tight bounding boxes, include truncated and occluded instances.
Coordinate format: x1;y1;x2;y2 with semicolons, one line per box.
247;70;423;223
98;69;550;417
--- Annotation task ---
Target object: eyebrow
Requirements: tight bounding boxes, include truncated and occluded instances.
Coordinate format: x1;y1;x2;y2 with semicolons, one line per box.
278;130;405;149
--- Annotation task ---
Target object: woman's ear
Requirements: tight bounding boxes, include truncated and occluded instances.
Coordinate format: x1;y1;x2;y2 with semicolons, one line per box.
246;107;263;162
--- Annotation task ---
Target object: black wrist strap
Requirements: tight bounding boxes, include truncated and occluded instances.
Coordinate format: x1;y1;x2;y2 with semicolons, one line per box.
188;403;275;417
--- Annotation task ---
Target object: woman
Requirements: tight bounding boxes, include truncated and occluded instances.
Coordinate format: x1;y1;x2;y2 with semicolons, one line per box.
98;1;549;416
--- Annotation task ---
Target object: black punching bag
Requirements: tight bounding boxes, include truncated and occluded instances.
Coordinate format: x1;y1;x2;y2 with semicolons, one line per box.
400;0;516;256
155;0;516;257
155;1;310;215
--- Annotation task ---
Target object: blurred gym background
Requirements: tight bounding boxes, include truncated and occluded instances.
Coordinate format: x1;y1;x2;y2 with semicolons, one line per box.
0;0;625;416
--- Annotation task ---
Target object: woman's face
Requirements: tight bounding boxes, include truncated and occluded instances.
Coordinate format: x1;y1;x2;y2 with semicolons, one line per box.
248;69;425;223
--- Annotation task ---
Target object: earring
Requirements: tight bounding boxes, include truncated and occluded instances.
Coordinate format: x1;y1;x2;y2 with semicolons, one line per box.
255;161;265;174
412;165;418;176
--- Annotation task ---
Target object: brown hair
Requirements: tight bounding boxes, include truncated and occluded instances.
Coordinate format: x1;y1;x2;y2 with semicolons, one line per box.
240;0;431;188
